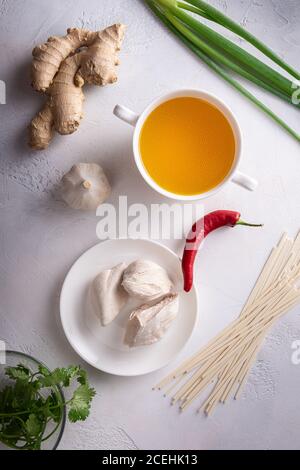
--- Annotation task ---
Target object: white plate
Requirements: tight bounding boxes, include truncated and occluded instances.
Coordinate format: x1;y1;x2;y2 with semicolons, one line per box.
60;239;198;376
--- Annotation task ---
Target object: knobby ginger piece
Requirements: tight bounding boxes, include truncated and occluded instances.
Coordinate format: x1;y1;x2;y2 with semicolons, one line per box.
29;24;126;149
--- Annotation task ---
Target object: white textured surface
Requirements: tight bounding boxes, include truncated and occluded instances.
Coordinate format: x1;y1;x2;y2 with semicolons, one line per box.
1;0;300;450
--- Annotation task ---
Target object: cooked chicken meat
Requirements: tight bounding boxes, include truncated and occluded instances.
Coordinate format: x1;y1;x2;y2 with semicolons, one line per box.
89;262;128;326
122;259;173;301
124;293;179;347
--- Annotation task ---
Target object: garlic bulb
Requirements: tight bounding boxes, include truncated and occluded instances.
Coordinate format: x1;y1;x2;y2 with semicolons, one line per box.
124;293;179;347
61;163;111;211
89;262;128;327
122;259;173;301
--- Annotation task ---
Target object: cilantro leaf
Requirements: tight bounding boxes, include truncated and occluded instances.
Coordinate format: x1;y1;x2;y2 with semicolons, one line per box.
38;365;49;376
42;392;63;423
38;366;81;388
25;414;42;437
77;368;88;385
68;384;96;422
5;366;30;382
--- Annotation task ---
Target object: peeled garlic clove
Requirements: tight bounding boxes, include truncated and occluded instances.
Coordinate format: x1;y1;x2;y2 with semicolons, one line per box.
61;162;111;211
89;262;128;326
124;293;179;347
122;259;173;301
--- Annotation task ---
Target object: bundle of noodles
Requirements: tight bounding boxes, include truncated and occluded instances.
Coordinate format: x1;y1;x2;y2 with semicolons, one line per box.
155;232;300;415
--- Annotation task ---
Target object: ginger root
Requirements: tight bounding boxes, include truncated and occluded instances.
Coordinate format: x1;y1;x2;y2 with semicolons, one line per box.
29;25;125;150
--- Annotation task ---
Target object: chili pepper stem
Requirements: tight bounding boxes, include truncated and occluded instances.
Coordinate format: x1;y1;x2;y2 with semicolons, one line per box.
236;220;263;228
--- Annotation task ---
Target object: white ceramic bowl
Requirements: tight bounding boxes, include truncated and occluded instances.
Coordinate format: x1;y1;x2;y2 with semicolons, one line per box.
114;89;258;201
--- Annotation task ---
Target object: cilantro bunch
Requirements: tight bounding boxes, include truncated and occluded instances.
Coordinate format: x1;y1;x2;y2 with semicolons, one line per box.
0;363;96;450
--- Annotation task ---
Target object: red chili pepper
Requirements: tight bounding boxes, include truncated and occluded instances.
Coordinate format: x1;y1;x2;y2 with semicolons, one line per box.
182;210;263;292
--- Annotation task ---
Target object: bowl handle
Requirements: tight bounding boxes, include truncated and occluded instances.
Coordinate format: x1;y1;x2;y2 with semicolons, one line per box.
232;171;258;191
113;104;140;127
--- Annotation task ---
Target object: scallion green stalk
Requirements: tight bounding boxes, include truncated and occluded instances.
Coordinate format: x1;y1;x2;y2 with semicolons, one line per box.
174;3;296;100
157;0;296;101
173;14;293;104
145;0;300;142
181;0;300;80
